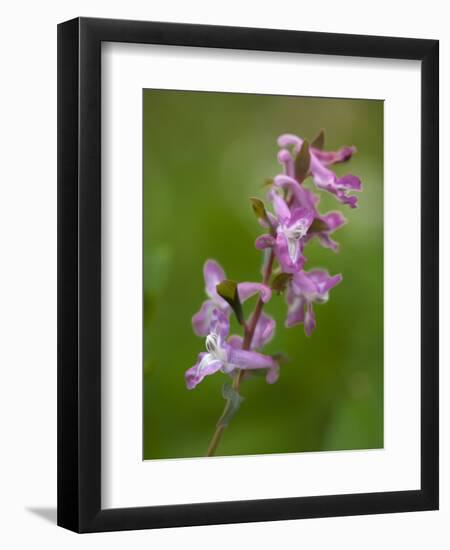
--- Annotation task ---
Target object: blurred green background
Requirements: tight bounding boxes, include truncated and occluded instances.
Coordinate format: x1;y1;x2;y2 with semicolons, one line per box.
143;90;383;460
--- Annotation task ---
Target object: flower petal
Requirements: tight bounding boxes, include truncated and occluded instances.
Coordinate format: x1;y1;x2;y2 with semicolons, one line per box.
185;353;223;389
273;174;298;189
203;259;226;299
252;312;275;349
310;153;361;208
310;153;336;187
312;146;356;165
227;347;277;371
306;211;346;251
192;299;216;336
336;174;361;190
210;308;230;341
227;334;243;349
292;270;317;295
304;302;316;336
288;207;315;230
255;234;275;250
277;149;295;178
277;133;303;153
316;233;339;251
237;282;272;304
269;190;291;224
274;175;320;211
266;364;280;384
308;270;343;296
320;211;347;232
339;194;358;208
274;232;305;273
285;295;306;328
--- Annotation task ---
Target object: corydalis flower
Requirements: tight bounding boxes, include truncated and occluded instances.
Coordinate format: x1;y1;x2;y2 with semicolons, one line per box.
185;310;279;389
228;312;279;384
255;191;314;273
278;134;361;208
306;211;346;251
285;269;342;336
192;259;271;336
228;311;275;351
274;174;347;252
186;129;362;457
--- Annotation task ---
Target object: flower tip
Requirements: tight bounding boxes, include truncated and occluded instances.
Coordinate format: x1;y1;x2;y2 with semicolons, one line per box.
191;316;204;337
304;312;316;337
192;303;213;337
273;174;296;188
284;318;296;329
277;133;302;150
255;234;275;250
185;374;197;390
204;258;221;272
260;285;272;303
277;149;291;164
342;146;357;160
338;174;362;190
266;365;280;384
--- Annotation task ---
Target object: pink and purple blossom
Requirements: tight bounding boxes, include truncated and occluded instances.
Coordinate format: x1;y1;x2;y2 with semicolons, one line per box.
273;174;347;251
277;133;362;208
285;269;342;336
255;191;314;273
187;129;362;456
192;259;271;336
186;310;279;389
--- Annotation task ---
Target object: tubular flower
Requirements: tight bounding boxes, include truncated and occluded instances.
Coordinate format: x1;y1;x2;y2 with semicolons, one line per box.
227;311;276;351
255;191;314;274
185;310;279;389
187;128;362;452
277;133;361;208
192;259;271;336
285;269;342;336
227;312;279;384
273;174;346;251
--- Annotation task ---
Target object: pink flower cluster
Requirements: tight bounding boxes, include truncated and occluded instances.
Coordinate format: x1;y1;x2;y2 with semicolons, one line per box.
186;132;361;390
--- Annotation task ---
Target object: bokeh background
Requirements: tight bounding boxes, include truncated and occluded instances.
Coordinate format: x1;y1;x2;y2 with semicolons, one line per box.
143;90;383;460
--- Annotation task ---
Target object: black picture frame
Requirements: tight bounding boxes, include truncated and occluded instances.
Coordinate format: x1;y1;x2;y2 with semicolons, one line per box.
57;16;439;533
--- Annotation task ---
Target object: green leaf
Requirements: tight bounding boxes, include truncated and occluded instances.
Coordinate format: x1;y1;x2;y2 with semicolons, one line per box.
311;129;325;150
309;217;329;233
217;383;245;428
271;272;293;295
249;197;266;221
250;197;275;234
216;279;244;324
294;139;311;182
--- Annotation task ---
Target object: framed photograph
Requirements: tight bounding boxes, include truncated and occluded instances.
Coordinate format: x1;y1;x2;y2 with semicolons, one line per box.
57;17;439;532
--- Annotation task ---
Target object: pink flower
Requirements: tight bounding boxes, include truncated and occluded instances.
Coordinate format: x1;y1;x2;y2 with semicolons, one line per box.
255;191;314;274
277;134;362;208
227;312;279;384
192;260;271;336
185;310;279;389
285;269;342;336
274;175;347;252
